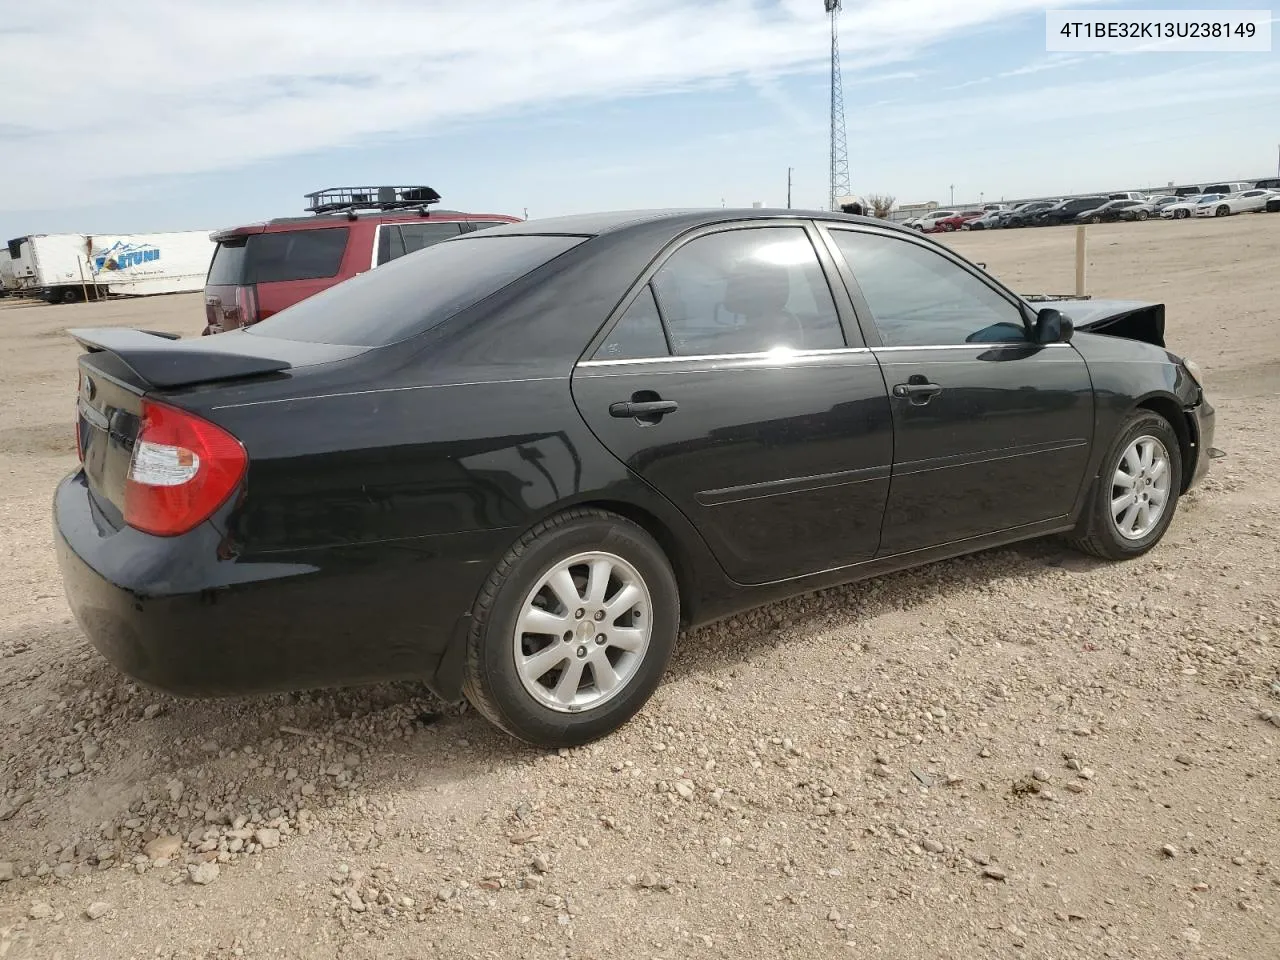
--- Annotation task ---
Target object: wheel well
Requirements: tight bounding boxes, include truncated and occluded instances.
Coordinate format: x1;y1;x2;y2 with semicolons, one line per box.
1136;396;1194;491
577;499;695;625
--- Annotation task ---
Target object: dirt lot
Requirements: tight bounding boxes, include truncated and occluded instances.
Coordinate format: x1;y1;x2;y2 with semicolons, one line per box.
1;215;1278;960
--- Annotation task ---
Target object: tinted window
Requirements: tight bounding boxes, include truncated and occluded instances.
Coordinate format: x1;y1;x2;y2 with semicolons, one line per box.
207;239;247;285
376;224;404;266
247;234;587;347
651;227;844;356
247;228;349;283
398;222;463;254
593;286;669;361
831;230;1026;348
461;221;505;233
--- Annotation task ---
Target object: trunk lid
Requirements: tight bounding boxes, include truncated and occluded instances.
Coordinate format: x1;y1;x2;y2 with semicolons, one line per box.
70;327;367;524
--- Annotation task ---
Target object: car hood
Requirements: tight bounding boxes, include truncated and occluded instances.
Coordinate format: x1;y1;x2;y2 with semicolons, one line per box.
1021;297;1166;348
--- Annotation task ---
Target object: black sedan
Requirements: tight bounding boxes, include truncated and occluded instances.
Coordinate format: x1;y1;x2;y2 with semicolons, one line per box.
56;209;1216;747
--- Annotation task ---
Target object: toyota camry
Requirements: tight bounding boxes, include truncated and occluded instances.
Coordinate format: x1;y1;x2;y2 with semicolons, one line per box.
56;209;1216;747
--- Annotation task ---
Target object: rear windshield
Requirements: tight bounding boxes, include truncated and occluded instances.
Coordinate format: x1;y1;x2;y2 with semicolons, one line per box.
245;234;588;347
207;239;248;285
207;228;349;286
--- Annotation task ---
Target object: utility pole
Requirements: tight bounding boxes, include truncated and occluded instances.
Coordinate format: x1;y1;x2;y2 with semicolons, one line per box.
950;184;955;206
825;2;850;211
787;167;793;208
523;207;528;220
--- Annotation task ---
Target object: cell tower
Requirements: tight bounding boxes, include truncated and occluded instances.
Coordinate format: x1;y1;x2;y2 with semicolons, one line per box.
825;0;851;211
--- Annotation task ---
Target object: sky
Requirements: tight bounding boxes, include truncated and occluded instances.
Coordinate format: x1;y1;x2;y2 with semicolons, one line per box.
1;0;1277;236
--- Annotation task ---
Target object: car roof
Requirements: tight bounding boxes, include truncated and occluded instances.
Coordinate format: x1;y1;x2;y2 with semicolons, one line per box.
211;210;518;240
473;208;908;241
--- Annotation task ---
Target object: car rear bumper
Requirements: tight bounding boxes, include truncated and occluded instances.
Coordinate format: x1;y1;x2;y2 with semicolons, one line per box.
54;470;501;699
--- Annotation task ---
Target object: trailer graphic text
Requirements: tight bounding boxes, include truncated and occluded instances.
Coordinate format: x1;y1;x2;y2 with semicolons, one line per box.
91;241;161;272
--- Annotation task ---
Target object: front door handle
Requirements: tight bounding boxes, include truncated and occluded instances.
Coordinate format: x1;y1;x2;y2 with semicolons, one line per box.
892;379;942;405
610;399;679;419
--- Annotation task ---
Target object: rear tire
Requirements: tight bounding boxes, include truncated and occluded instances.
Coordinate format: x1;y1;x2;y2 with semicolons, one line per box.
1066;411;1182;561
1136;210;1149;221
462;508;679;748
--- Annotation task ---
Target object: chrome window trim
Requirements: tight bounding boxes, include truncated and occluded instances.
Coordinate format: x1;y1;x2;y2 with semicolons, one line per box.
578;346;872;367
578;341;1070;367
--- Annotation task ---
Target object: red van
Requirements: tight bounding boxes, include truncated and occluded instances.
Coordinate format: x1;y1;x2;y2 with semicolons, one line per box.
203;186;519;334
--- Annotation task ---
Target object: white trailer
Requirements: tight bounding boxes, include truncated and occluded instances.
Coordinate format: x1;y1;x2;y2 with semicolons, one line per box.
0;249;12;296
20;231;215;303
5;237;38;295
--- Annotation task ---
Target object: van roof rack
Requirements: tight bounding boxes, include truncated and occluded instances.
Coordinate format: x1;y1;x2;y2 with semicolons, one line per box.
304;186;442;216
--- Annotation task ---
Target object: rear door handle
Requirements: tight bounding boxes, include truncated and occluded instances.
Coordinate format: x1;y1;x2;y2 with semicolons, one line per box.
609;399;679;419
892;380;942;405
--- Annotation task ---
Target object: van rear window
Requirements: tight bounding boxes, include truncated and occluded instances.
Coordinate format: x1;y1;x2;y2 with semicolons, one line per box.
207;239;247;285
206;228;349;286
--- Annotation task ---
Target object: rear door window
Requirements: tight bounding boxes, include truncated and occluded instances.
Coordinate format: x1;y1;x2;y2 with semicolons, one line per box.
247;234;588;347
398;222;464;254
248;228;349;283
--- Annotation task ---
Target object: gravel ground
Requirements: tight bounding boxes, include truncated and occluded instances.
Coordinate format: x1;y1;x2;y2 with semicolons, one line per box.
1;215;1277;960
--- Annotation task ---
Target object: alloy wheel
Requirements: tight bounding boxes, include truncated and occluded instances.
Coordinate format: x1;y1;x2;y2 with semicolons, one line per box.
1110;436;1172;540
513;551;652;713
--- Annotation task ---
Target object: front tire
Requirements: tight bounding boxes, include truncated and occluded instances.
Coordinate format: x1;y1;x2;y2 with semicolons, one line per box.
1067;411;1182;561
1214;205;1229;218
1136;210;1149;221
1174;209;1189;220
462;508;679;748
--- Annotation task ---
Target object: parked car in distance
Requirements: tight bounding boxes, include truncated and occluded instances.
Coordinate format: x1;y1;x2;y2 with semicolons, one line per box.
963;209;1005;230
1201;182;1250;196
1034;196;1110;226
1161;194;1225;219
56;208;1215;747
203;185;519;335
929;210;985;233
1117;196;1181;221
1173;186;1203;197
910;210;961;232
1107;192;1147;202
1193;189;1278;218
1075;199;1143;223
1253;178;1280;191
1002;200;1060;227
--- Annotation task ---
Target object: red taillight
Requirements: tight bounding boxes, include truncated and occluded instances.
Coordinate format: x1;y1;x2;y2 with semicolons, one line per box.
235;285;258;327
123;400;247;537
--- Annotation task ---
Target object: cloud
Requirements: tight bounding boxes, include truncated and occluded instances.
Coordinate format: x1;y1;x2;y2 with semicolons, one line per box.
0;0;1105;211
852;58;1280;131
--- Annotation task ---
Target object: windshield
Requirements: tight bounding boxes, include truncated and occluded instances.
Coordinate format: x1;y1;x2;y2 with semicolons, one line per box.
1197;195;1222;204
246;234;587;347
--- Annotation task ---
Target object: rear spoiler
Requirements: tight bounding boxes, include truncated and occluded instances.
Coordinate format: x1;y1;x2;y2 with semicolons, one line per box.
68;327;292;389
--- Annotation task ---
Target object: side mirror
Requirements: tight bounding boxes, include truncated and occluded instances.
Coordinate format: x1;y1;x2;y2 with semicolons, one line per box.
1034;307;1074;344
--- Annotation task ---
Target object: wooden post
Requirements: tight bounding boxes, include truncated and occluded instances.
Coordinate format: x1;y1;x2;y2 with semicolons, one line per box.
77;257;90;304
1074;225;1087;297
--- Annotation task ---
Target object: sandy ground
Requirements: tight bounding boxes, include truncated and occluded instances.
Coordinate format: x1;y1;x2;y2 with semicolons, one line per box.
0;214;1277;960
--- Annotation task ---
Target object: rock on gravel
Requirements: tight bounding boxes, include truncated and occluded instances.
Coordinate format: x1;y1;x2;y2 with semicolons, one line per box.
29;901;54;920
0;861;15;882
254;828;281;850
188;862;220;885
143;835;182;861
85;902;112;920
